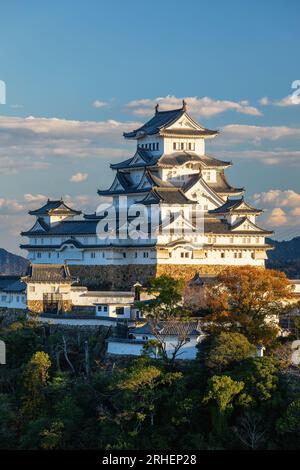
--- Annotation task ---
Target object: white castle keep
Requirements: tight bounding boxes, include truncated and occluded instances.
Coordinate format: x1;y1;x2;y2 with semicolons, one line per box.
21;102;273;272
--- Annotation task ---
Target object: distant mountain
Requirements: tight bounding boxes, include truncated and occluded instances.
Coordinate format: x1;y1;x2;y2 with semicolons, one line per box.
0;248;29;275
266;236;300;279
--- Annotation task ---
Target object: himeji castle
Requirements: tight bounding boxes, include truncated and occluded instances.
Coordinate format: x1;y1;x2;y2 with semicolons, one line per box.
20;102;273;287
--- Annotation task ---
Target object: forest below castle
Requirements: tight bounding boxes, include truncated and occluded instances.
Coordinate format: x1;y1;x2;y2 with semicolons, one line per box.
0;267;300;450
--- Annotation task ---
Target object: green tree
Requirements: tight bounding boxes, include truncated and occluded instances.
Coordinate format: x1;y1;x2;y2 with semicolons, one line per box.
206;332;255;373
277;398;300;435
21;351;51;419
203;375;244;443
138;275;186;319
0;394;18;449
232;357;279;405
40;420;64;450
203;375;244;413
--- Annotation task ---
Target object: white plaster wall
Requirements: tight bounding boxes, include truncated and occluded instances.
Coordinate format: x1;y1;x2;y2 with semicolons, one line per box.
163;137;205;155
107;341;144;356
27;282;71;302
0;292;26;309
96;304;131;318
108;335;203;360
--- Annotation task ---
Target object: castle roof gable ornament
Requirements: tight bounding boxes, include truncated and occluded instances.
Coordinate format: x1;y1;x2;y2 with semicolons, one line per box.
182;99;187;111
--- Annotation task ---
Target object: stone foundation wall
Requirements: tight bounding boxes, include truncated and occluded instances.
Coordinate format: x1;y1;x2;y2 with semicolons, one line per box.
69;265;157;290
156;264;224;282
68;264;225;290
27;300;43;314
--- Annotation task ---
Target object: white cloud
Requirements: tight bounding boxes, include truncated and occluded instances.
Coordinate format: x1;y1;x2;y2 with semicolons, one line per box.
215;149;300;166
70;172;88;183
259;94;300;107
0;198;24;214
93;100;108;108
251;189;300;236
253;189;300;208
126;95;262;117
259;97;269;106
0;115;141;174
219;124;300;143
24;193;48;203
266;207;288;227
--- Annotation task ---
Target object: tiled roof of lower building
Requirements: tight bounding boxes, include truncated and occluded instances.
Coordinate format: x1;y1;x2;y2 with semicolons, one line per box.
23;264;76;282
131;320;202;337
0;276;26;292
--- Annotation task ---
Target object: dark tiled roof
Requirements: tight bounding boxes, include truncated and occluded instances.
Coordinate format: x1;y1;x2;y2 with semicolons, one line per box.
231;217;273;234
160;128;217;137
131;320;202;337
29;199;81;216
124;107;218;139
22;220;99;236
200;154;231;168
110;148;155;169
24;264;76;282
140;188;193;205
0;276;26;292
182;173;201;192
110;152;229;172
209;198;262;214
208;172;244;194
124;108;185;138
146;170;174;188
83;213;104;220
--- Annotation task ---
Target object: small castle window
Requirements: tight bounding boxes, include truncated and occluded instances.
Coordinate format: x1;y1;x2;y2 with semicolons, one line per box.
173;142;176;150
221;252;225;258
123;252;126;258
143;252;149;258
91;252;96;258
37;252;41;258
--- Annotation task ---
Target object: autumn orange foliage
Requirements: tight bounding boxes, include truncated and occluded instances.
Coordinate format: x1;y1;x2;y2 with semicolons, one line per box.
203;266;294;345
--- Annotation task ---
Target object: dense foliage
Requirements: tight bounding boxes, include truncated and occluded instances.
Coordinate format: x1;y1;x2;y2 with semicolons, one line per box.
0;317;299;450
0;268;299;450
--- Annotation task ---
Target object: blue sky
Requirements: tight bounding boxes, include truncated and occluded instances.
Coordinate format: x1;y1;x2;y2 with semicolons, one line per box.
0;0;300;253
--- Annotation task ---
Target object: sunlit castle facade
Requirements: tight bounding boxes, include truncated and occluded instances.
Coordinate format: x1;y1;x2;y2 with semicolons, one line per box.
21;102;273;282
